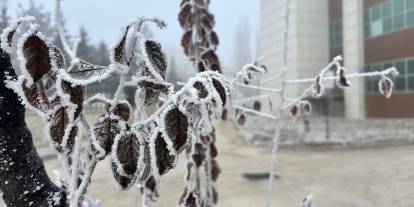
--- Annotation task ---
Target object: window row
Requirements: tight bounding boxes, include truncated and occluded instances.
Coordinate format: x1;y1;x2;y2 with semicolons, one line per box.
364;58;414;94
364;0;414;38
329;21;343;49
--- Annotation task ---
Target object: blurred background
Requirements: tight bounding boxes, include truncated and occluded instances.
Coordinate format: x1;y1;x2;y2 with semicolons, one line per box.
1;0;414;206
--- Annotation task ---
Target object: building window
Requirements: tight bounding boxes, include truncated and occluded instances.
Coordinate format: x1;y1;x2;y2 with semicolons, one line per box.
364;0;414;38
329;20;342;48
364;57;414;94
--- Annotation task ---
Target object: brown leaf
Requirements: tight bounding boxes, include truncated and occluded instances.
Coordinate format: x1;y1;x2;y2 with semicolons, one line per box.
164;107;189;152
311;76;323;98
67;59;110;82
51;45;66;69
21;80;50;114
197;61;206;72
111;162;136;190
91;116;123;160
200;9;215;29
49;106;77;153
113;131;140;176
22;34;51;82
145;40;167;79
290;105;299;118
337;69;350;88
210;31;219;45
302;101;312;115
138;141;152;182
179;188;198;207
254;101;261;111
112;101;131;121
138;78;171;106
154;133;176;175
221;109;228;121
43;71;57;90
193;81;209;98
61;81;84;119
178;3;193;29
181;30;193;56
113;26;130;65
207;159;221;182
212;78;227;106
237;114;246;126
192;143;206;167
210;143;218;158
201;50;221;72
3;21;22;49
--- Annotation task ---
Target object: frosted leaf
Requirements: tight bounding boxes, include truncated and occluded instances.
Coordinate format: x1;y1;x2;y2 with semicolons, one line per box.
48;106;77;153
61;81;84;119
21;80;50;114
178;3;193;29
138;140;152;182
336;68;350;88
221;109;228;121
253;101;261;112
193;81;209;98
192;143;206;167
0;16;35;52
50;45;66;69
112;131;140;177
142;176;159;201
62;59;113;85
143;40;167;79
154;133;176;175
163;107;189;152
137;77;172;106
290;105;299;118
111;101;132;121
237;114;246;126
301;101;312;116
300;194;314;207
209;31;219;48
43;71;57;90
311;76;323;98
212;78;227;106
210;143;218;158
179;188;199;207
110;162;136;190
1;21;21;51
200;9;215;29
181;30;193;56
201;50;221;72
21;33;52;83
378;76;393;99
111;26;130;65
91;115;124;160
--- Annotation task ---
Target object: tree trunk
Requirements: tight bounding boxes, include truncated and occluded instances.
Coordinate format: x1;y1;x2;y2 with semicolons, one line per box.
0;48;65;206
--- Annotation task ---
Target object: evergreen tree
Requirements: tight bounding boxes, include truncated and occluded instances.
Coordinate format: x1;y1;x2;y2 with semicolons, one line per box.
76;26;97;63
17;0;54;37
95;40;110;65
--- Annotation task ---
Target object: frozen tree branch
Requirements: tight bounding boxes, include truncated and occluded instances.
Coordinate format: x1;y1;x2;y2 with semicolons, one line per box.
0;48;65;206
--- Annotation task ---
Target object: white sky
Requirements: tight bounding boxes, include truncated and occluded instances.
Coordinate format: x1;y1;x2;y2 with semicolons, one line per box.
8;0;260;68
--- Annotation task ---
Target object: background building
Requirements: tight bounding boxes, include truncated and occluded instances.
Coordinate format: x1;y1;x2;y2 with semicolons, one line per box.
260;0;414;118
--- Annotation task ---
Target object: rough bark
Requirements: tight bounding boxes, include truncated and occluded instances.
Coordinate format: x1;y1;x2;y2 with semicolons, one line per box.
0;48;65;206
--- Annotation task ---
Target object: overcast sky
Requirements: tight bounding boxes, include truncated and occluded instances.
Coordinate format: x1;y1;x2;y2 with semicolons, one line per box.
8;0;260;68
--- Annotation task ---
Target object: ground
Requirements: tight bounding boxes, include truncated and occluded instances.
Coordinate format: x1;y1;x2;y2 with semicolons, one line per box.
1;118;414;206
